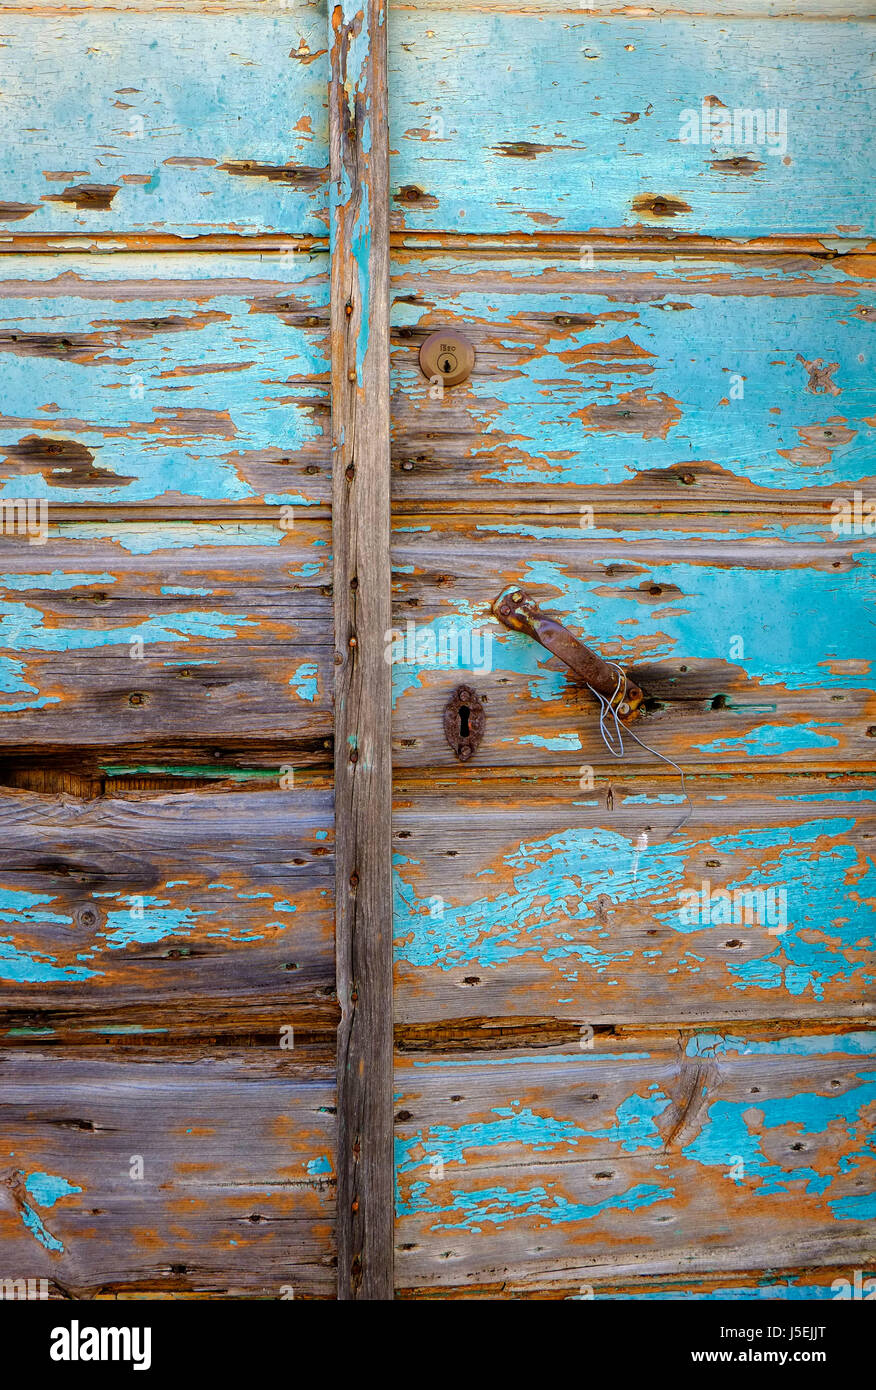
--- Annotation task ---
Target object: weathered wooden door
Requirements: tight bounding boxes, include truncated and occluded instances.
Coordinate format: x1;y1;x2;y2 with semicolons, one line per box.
386;3;876;1298
1;0;873;1305
0;0;392;1300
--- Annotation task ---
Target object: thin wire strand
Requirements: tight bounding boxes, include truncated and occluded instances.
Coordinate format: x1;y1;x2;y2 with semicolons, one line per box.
586;661;693;843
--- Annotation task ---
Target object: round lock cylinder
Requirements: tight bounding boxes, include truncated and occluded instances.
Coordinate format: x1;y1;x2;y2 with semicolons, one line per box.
419;329;475;386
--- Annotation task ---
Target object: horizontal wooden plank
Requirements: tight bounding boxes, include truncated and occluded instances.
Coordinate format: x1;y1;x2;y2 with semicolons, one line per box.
393;776;875;1025
4;1;871;13
388;13;875;238
0;255;329;507
2;0;325;7
0;1050;336;1296
0;523;333;752
394;1030;876;1292
0;11;328;237
393;0;876;11
2;0;871;13
397;1263;876;1299
390;252;876;505
390;521;876;770
0;786;336;1034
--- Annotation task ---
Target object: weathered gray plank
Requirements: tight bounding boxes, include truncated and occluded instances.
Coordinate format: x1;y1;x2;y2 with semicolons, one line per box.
397;1263;876;1300
0;523;333;753
330;0;394;1300
0;1050;336;1297
0;787;336;1038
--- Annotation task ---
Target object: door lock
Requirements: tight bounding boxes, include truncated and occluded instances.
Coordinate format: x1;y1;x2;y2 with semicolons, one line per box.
419;329;475;387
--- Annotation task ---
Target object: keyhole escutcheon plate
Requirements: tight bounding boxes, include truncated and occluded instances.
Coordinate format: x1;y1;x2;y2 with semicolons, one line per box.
419;329;475;387
443;684;485;762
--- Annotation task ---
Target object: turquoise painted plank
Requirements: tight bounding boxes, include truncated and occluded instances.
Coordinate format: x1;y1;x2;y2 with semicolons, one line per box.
0;524;333;743
395;1037;876;1291
393;783;875;1022
0;9;328;236
391;254;876;499
0;787;334;1026
0;254;328;505
389;14;875;236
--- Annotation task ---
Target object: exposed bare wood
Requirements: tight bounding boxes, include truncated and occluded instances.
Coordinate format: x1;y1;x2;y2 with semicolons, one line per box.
0;234;327;254
0;1050;336;1298
0;528;333;753
330;0;393;1299
396;1262;876;1302
0;787;337;1037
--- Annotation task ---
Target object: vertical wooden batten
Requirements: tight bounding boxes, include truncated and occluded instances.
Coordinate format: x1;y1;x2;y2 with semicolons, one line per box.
329;0;393;1300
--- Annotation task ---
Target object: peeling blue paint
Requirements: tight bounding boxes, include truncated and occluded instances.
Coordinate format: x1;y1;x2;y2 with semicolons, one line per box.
397;1096;670;1182
25;1172;83;1208
0;572;116;591
20;1172;82;1253
394;816;872;1004
398;1179;674;1230
687;1033;876;1059
290;661;319;702
682;1075;876;1204
100;897;209;950
697;723;842;756
518;732;582;751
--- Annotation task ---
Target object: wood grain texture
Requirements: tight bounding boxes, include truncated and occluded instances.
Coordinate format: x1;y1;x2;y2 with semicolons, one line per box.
390;252;876;507
0;787;336;1038
0;8;328;237
388;0;876;12
1;0;871;12
330;0;393;1298
0;255;329;508
393;775;875;1026
396;1262;876;1300
390;520;876;770
388;12;876;238
0;1050;336;1297
394;1030;876;1293
0;523;333;753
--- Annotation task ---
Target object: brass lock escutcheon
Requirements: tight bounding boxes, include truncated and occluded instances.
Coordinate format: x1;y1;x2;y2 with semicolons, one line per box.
419;329;475;387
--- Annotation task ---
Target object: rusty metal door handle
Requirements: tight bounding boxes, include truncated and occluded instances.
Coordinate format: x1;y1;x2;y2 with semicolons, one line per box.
492;586;644;715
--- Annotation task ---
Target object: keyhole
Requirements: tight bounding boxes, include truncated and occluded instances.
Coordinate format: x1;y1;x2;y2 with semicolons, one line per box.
458;704;470;738
442;357;452;373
